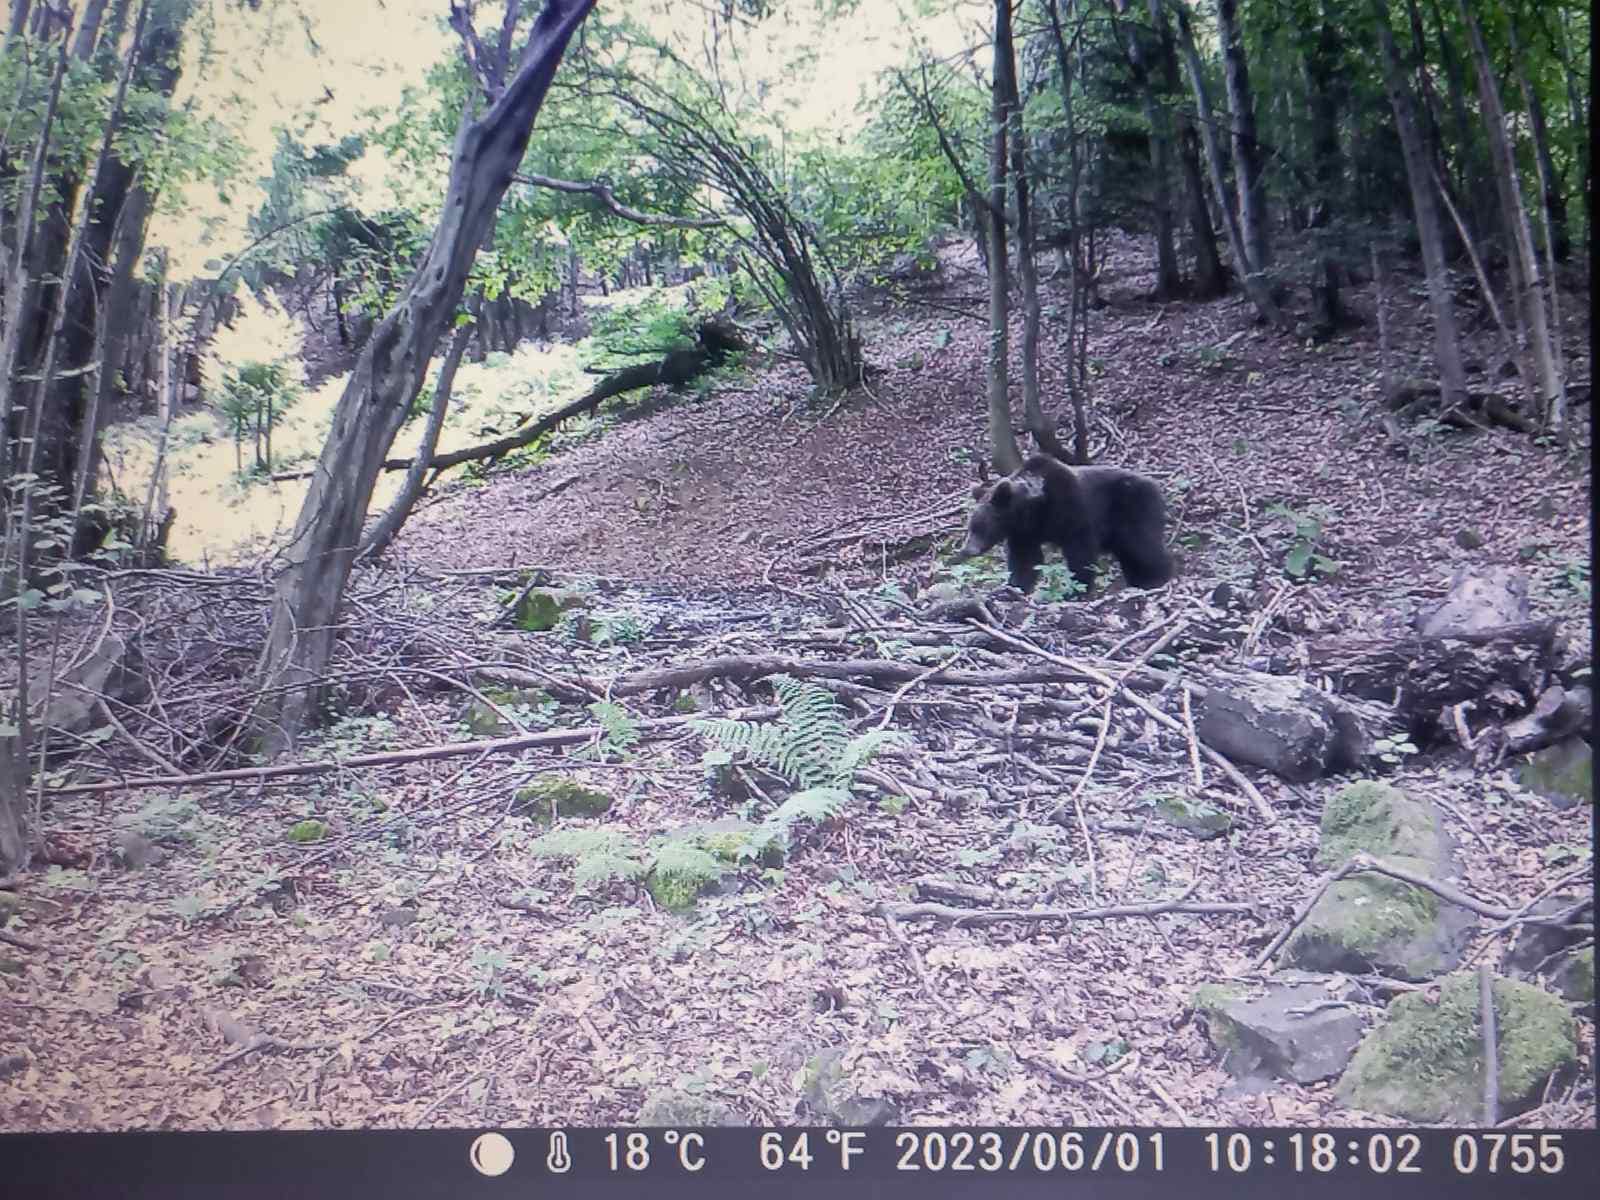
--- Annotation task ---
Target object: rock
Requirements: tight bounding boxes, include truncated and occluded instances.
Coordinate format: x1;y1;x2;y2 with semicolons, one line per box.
1516;737;1592;810
1195;669;1366;782
800;1046;902;1126
512;777;614;825
43;634;148;747
1337;973;1576;1122
1548;948;1593;1013
1153;794;1234;838
1195;973;1366;1084
1417;567;1529;637
1505;687;1593;756
635;1089;741;1126
1504;894;1591;975
1282;782;1477;981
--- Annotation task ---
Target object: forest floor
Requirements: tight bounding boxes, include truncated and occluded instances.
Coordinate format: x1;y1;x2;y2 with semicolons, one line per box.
4;234;1593;1133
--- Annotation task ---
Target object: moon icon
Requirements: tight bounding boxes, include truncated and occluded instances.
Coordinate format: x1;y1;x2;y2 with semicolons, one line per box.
469;1132;515;1177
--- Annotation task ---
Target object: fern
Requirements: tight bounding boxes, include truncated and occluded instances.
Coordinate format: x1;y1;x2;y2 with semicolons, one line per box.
697;675;866;789
760;786;850;838
530;828;648;888
586;700;640;758
650;841;725;887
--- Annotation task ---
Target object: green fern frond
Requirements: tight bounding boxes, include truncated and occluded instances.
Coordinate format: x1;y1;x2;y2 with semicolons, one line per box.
529;828;626;859
761;785;850;837
836;729;907;781
573;853;650;887
649;840;725;887
693;718;791;773
588;700;640;749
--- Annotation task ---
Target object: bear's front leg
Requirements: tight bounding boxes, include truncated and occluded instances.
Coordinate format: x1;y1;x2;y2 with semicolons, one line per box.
1005;539;1044;594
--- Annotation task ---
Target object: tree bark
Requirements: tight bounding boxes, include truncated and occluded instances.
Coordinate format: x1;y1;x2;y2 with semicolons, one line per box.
984;0;1023;474
360;312;476;561
1457;0;1564;438
1368;1;1469;411
1162;0;1289;329
1117;11;1180;297
254;0;596;753
1214;0;1270;271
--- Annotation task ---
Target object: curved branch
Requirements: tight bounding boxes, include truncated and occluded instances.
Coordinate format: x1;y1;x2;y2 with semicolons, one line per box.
514;170;725;228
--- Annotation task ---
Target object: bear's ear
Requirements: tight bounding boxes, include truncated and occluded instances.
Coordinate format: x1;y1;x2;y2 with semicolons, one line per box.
989;480;1014;508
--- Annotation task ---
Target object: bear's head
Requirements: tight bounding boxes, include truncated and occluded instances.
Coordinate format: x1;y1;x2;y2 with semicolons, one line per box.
957;478;1018;559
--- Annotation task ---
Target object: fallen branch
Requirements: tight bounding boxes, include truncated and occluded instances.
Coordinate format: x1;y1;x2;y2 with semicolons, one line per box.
968;619;1276;823
875;886;1252;926
1252;853;1519;970
47;704;780;797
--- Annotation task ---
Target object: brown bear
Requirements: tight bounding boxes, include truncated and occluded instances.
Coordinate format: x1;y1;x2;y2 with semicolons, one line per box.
957;453;1175;595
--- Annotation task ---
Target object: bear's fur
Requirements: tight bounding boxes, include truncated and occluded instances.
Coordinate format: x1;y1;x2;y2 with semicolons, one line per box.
958;453;1175;595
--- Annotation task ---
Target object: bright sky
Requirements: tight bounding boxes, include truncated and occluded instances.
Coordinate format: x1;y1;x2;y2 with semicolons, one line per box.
156;0;972;278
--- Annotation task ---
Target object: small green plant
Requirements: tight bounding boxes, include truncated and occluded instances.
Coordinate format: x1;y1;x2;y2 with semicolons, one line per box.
216;360;300;478
589;610;647;646
582;701;640;760
694;675;905;845
1265;502;1340;579
1034;563;1090;603
470;948;509;1000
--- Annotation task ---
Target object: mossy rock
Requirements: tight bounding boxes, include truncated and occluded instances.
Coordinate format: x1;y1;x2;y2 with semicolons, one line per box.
1517;739;1592;810
513;777;614;824
1156;794;1234;837
1337;973;1576;1122
514;587;590;632
463;688;554;736
635;1089;741;1126
691;817;786;868
799;1046;901;1126
1317;781;1450;870
1283;853;1475;980
286;819;329;844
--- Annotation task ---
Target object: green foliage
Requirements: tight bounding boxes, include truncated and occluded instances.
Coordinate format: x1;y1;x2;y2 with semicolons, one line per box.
1373;734;1420;766
1265;502;1340;579
694;675;905;843
1034;563;1090;603
583;701;641;760
216;361;300;477
586;292;699;365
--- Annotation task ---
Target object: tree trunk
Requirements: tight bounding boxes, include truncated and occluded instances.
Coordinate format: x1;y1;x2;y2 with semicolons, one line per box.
1153;6;1223;299
985;0;1023;474
1162;0;1289;329
1303;9;1344;334
1506;18;1569;264
1120;15;1180;297
254;0;596;753
361;312;476;561
1369;2;1469;410
1214;0;1270;272
1421;0;1484;240
1457;0;1564;438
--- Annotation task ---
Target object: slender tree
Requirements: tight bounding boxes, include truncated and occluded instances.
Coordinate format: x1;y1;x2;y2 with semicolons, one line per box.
254;0;596;752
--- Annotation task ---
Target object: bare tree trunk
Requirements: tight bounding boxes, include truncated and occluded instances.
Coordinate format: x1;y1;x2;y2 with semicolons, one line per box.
1420;0;1483;236
1458;0;1564;438
1162;0;1289;329
1116;12;1180;297
984;0;1023;474
1214;0;1270;271
360;312;476;561
1369;1;1469;410
1302;8;1344;333
254;0;596;754
1507;19;1569;264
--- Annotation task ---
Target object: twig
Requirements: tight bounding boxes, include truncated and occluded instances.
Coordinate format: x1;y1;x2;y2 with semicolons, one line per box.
1180;686;1204;789
875;885;1250;926
48;704;781;797
969;620;1275;823
880;910;953;1014
1479;964;1500;1127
